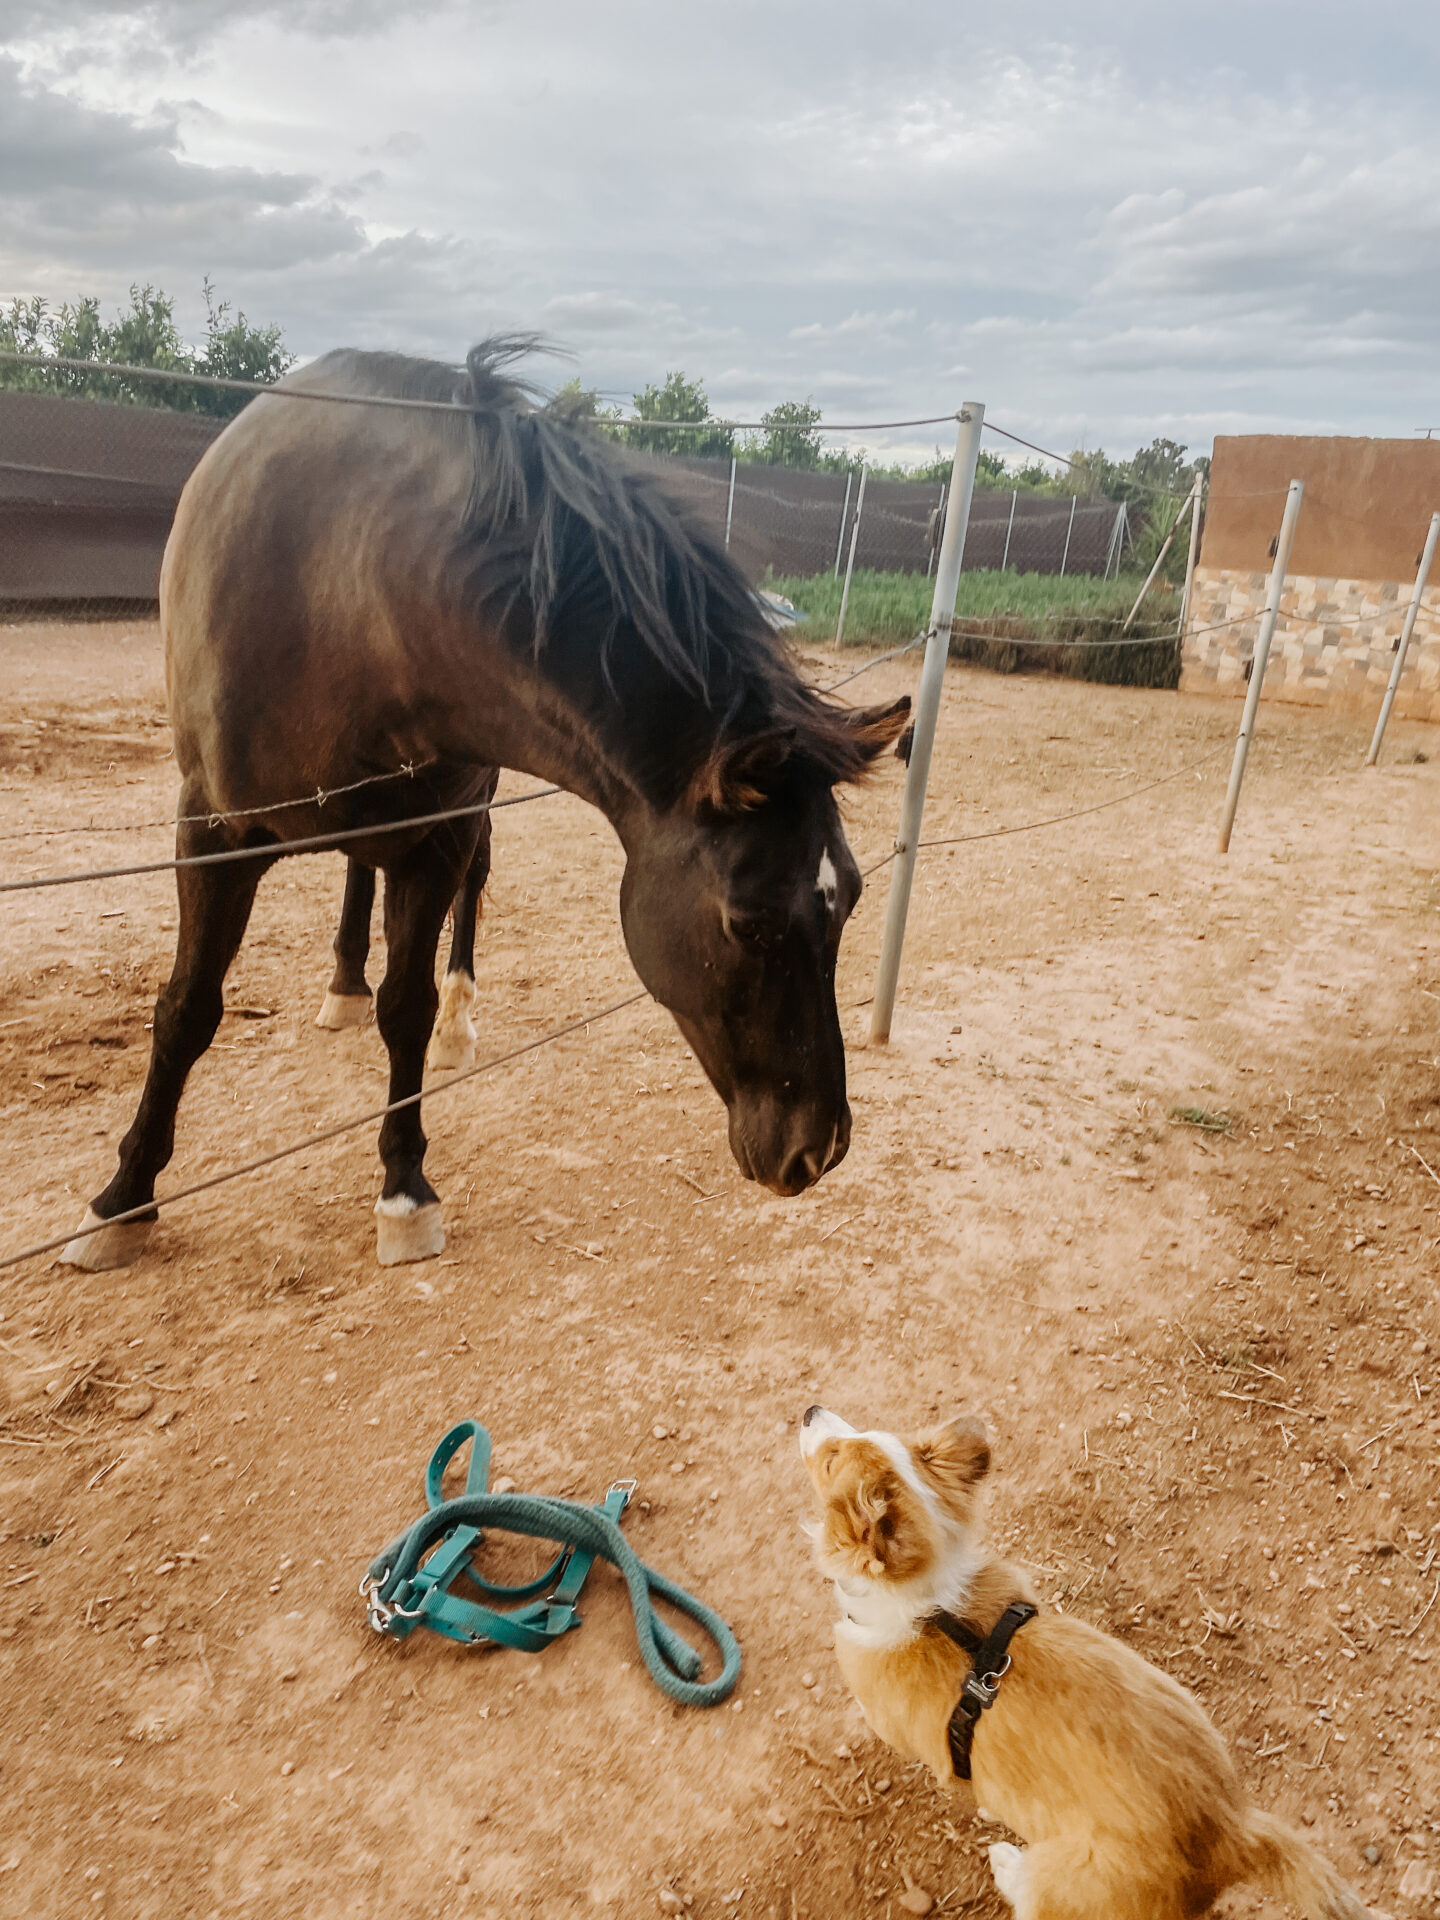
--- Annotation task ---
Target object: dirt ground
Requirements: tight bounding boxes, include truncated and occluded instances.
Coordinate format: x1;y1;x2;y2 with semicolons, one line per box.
1;620;1437;1920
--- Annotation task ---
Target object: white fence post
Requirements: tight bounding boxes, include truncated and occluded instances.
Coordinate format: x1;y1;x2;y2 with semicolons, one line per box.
869;403;985;1045
1103;502;1127;580
1001;489;1017;572
724;456;737;549
1122;478;1198;632
833;471;853;579
834;464;868;647
1366;510;1440;766
1178;478;1204;636
1059;494;1077;577
1217;480;1304;853
926;481;947;577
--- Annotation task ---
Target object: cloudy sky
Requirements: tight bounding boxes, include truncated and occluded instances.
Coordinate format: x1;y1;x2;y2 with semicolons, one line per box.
2;0;1437;464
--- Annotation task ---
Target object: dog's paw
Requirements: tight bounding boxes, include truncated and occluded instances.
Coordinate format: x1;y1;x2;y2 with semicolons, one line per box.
988;1842;1027;1908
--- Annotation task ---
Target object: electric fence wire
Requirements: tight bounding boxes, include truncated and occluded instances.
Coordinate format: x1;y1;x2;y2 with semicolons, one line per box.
0;786;562;894
0;988;651;1273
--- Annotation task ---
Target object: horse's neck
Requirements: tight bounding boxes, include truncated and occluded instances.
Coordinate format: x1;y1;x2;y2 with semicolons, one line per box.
490;633;733;833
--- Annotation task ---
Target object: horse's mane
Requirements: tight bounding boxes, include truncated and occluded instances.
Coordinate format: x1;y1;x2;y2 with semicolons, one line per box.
300;339;881;785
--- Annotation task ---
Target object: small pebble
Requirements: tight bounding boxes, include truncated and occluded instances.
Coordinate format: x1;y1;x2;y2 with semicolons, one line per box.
875;1779;892;1794
765;1807;788;1829
280;1761;295;1777
280;1667;299;1683
657;1893;684;1915
492;1476;517;1495
322;1370;338;1385
898;1890;935;1916
801;1671;816;1688
652;1424;669;1440
1363;1845;1381;1866
115;1388;155;1421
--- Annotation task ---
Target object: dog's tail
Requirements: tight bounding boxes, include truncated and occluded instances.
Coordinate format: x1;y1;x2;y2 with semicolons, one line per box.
1242;1811;1372;1920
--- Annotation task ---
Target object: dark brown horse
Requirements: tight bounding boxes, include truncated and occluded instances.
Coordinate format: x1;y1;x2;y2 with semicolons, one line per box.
61;340;908;1271
316;823;495;1077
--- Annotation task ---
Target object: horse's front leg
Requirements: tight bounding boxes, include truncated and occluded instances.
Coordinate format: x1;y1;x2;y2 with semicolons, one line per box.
373;837;468;1266
425;800;494;1075
315;859;376;1030
62;811;270;1270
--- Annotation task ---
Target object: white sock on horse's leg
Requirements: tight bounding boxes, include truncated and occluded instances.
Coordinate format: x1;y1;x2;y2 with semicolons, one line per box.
58;1206;155;1271
314;990;373;1030
374;1192;445;1265
424;969;477;1073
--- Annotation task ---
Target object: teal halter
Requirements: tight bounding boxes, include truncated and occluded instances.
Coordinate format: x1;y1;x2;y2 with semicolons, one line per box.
361;1419;741;1708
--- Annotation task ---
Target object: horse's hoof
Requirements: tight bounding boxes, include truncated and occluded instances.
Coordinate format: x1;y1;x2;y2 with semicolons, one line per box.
374;1195;445;1266
315;991;372;1031
58;1206;153;1271
425;970;476;1074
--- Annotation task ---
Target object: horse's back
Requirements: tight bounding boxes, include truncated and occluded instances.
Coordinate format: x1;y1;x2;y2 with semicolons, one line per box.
161;355;480;817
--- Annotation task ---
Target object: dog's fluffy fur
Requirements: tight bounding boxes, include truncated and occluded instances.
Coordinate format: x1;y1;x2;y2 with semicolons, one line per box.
801;1406;1372;1920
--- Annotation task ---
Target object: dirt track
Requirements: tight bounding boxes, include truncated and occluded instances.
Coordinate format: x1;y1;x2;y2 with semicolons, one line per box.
1;620;1437;1920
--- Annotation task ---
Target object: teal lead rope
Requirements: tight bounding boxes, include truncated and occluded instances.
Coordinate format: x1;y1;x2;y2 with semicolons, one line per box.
360;1419;742;1708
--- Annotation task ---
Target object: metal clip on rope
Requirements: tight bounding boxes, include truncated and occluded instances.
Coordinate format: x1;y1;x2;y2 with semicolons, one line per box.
360;1420;742;1708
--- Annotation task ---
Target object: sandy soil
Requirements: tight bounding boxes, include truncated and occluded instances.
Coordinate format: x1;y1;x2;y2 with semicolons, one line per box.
1;620;1437;1920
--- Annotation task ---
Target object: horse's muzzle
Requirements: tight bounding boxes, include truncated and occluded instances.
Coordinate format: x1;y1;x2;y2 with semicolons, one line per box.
729;1102;851;1197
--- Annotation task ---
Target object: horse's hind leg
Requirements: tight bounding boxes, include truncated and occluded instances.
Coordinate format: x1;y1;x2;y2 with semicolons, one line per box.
315;859;376;1030
425;808;493;1075
61;820;269;1271
373;836;471;1266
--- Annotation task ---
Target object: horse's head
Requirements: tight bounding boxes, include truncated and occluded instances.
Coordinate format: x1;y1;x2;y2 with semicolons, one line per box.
619;697;910;1197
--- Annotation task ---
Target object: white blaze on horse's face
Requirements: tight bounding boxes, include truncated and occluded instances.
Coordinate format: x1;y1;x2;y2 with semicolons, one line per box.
816;848;839;916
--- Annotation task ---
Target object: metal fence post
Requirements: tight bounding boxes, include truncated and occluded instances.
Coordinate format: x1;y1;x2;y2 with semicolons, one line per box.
869;403;985;1044
834;464;868;647
1122;477;1198;632
833;471;853;579
1178;478;1204;635
926;481;946;577
1367;510;1440;766
724;456;737;549
1217;480;1304;853
1001;489;1017;572
1058;494;1077;577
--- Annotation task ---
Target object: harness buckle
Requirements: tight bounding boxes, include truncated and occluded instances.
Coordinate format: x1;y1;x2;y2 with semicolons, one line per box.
359;1568;394;1633
606;1479;638;1507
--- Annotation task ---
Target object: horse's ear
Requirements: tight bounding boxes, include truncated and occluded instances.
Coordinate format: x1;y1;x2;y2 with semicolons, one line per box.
838;696;911;773
688;727;797;816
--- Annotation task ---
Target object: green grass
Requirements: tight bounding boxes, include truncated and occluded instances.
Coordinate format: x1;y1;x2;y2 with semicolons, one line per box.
769;567;1179;647
1170;1106;1232;1134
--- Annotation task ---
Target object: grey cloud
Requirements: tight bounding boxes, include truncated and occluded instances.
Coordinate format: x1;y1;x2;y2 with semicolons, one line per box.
2;4;1438;452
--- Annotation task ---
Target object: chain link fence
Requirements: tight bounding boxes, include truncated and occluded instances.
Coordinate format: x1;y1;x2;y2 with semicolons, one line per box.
0;389;1129;620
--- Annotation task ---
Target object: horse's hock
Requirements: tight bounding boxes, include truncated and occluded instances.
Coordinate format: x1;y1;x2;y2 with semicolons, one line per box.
1183;432;1440;720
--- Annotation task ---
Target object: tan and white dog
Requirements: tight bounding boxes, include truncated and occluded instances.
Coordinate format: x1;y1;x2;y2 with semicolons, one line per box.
800;1405;1371;1920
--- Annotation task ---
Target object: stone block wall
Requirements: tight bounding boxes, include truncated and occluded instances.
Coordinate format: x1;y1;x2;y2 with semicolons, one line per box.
1181;566;1440;721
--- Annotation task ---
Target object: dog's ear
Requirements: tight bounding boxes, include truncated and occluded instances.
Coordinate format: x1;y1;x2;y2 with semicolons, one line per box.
829;1467;930;1581
912;1419;990;1501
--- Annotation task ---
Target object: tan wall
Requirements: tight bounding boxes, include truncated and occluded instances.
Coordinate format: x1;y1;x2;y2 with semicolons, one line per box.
1204;434;1440;580
1182;565;1440;721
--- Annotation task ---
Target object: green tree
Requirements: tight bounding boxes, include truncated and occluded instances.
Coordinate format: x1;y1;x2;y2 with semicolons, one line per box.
623;370;733;459
745;398;823;468
0;281;291;416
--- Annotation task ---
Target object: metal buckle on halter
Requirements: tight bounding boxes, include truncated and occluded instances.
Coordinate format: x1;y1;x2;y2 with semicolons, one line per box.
606;1479;638;1508
359;1568;394;1633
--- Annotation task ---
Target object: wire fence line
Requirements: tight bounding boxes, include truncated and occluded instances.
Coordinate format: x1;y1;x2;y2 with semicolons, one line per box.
0;785;562;894
857;740;1230;878
0;988;651;1273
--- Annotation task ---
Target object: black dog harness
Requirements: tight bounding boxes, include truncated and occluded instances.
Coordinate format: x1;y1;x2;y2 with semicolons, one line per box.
928;1602;1037;1779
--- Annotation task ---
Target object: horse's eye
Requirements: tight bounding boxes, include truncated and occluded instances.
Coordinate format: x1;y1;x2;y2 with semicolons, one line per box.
725;910;773;948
